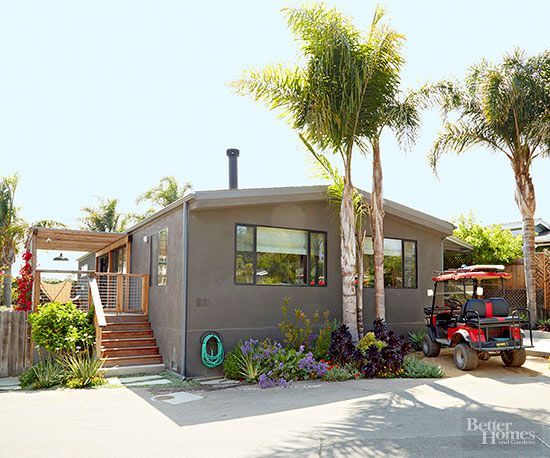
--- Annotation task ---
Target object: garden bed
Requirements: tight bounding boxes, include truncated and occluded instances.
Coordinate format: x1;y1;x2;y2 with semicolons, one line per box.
222;305;443;388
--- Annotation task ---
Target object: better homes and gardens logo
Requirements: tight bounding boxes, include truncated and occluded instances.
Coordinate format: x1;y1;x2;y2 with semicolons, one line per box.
462;414;547;451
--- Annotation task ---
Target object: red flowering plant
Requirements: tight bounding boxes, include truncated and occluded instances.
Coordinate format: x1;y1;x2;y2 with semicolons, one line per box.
14;250;33;311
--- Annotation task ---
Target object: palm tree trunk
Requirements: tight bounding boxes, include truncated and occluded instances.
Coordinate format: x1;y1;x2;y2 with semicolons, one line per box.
341;172;359;342
514;168;537;326
371;138;385;320
3;268;12;308
356;231;365;339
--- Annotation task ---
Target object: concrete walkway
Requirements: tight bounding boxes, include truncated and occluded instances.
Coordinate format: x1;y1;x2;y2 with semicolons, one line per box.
1;372;549;457
527;331;550;357
0;377;20;391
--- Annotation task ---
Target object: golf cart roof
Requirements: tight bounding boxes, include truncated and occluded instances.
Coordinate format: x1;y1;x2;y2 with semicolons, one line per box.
433;265;512;282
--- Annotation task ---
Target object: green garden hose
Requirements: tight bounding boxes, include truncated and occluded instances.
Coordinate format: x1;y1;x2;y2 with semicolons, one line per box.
201;332;224;368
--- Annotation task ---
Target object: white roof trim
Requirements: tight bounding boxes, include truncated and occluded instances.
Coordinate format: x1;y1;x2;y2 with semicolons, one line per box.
127;185;454;235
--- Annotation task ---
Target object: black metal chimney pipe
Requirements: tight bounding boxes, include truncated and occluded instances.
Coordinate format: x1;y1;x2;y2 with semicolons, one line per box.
226;148;239;189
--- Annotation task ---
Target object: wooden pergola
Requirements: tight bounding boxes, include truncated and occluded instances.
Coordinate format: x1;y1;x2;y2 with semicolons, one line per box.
27;228;130;311
28;227;126;253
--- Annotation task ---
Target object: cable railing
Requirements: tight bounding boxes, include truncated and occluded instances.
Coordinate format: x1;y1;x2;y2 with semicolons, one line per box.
34;270;149;316
95;272;149;314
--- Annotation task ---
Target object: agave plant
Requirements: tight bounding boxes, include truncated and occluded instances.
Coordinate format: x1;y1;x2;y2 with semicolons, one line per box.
60;351;105;389
408;329;427;351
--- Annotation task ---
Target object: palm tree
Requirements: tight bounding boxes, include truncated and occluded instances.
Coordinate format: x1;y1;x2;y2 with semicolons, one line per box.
133;176;192;221
137;176;192;208
0;175;27;308
232;4;404;340
80;198;127;232
429;49;550;324
308;149;369;338
365;87;425;319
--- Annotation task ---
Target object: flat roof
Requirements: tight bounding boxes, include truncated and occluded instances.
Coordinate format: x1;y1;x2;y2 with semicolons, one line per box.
126;185;455;235
501;219;550;231
444;236;474;252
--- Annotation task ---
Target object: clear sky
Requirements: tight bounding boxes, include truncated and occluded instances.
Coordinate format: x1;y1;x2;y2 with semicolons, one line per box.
1;0;549;272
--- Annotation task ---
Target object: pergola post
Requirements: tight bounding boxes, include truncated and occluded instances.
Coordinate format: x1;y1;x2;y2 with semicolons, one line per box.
30;229;39;312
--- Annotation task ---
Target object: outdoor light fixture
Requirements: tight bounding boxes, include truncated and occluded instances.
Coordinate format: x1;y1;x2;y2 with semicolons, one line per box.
53;240;69;262
53;252;69;262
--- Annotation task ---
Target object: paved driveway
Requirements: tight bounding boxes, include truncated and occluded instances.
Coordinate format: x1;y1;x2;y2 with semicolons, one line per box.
1;367;549;457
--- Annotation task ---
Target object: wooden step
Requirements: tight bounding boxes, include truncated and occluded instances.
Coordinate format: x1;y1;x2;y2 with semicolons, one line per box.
102;355;162;367
104;322;151;331
101;337;157;348
101;329;154;339
105;314;148;324
101;346;159;358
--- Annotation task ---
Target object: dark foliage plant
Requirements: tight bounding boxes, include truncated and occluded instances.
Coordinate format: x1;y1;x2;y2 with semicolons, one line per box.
328;324;363;367
361;319;412;378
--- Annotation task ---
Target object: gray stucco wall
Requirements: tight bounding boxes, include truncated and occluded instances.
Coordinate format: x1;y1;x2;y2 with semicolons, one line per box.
129;206;184;373
362;217;445;335
185;201;448;377
77;253;96;271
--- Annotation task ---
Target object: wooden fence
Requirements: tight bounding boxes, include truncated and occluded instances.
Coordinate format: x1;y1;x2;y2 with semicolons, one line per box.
0;310;29;377
504;254;550;310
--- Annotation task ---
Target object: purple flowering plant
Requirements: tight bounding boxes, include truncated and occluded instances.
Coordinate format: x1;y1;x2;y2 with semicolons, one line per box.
230;338;328;388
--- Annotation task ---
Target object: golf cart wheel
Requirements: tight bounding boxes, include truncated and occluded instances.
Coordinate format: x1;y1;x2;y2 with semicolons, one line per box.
422;335;441;357
453;343;479;371
501;349;526;367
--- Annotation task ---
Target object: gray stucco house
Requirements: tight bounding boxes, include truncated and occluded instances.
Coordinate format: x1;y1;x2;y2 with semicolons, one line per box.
77;160;454;377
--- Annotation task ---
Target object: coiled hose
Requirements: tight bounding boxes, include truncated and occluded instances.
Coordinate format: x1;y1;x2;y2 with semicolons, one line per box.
201;332;224;368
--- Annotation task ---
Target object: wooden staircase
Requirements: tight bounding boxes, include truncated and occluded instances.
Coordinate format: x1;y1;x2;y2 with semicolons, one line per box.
99;314;162;368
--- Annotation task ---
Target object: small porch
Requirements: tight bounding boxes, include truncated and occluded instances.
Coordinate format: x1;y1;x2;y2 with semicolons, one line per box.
28;227;149;315
27;228;162;373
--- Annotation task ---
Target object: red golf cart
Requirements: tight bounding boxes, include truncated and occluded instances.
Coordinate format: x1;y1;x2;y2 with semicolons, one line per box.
422;265;534;371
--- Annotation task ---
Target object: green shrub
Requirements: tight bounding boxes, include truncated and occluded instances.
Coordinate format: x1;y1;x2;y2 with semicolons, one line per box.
537;319;550;332
357;332;386;355
223;341;244;380
402;356;443;378
279;298;338;358
279;298;318;351
225;339;329;387
28;302;95;354
19;367;37;388
313;315;339;360
60;351;105;389
322;364;360;382
20;359;66;389
408;329;427;350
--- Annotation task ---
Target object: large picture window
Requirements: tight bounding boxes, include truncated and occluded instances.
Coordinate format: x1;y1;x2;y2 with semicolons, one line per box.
235;224;327;286
363;237;417;289
157;228;168;286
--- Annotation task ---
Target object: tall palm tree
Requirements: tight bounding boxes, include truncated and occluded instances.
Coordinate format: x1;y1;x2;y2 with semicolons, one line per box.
232;4;404;340
80;198;127;233
0;175;27;308
365;89;425;319
429;49;550;324
308;148;369;337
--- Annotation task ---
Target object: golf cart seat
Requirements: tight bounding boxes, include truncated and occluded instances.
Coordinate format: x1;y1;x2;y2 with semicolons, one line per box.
461;298;517;325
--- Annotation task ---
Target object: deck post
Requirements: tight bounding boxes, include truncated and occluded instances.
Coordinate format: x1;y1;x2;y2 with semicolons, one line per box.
142;275;149;317
116;274;123;313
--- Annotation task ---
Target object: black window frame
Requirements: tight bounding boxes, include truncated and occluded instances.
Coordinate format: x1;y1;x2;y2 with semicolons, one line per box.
234;223;328;287
363;236;418;289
